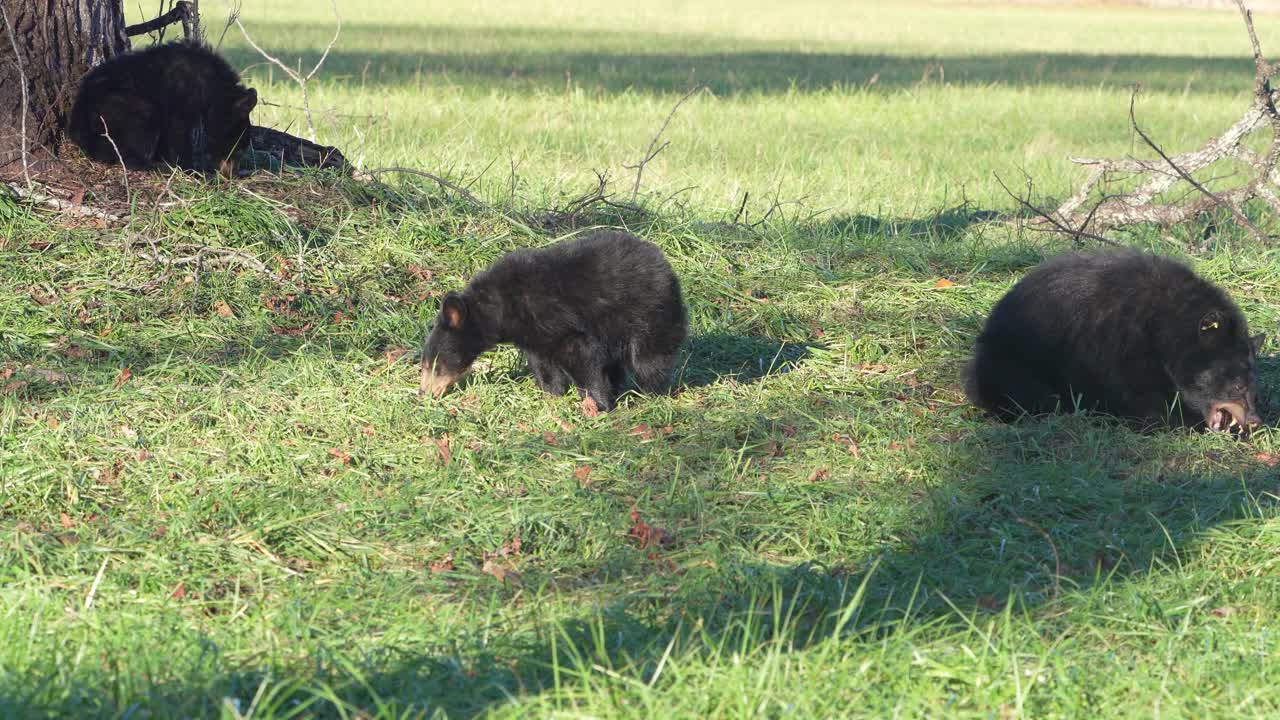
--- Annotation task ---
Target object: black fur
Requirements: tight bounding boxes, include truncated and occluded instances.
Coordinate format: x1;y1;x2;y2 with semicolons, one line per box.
964;249;1264;431
67;41;257;175
420;229;687;412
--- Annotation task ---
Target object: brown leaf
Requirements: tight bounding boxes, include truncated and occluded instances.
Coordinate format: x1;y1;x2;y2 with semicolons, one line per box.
832;433;862;459
581;395;601;417
170;582;187;600
100;459;124;486
542;431;559;447
59;512;75;529
629;423;656;440
429;554;455;573
435;435;452;465
932;278;957;289
332;311;350;323
481;559;522;585
1210;606;1239;618
77;308;92;325
29;287;56;306
555;417;573;432
113;366;132;389
407;264;435;282
779;425;797;437
1255;452;1280;467
977;595;1005;612
328;448;352;465
212;300;234;318
627;509;674;550
808;468;830;482
574;465;594;487
361;424;376;438
499;534;522;557
151;525;168;539
46;416;59;430
61;344;89;360
270;323;313;337
98;325;114;338
383;347;410;364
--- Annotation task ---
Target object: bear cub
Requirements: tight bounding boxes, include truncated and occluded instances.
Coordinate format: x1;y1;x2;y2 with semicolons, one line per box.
420;229;687;413
68;41;257;176
964;249;1264;432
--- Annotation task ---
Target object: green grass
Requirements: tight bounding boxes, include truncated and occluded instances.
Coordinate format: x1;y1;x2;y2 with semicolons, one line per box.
4;0;1280;717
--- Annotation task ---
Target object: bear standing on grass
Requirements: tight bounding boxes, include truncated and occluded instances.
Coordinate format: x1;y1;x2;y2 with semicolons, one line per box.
419;229;687;414
965;249;1264;432
67;41;257;176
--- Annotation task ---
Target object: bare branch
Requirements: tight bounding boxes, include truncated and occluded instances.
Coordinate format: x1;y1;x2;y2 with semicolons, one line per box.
125;1;194;37
360;166;485;205
1126;89;1265;242
995;172;1120;247
623;85;705;202
0;4;31;189
234;0;341;142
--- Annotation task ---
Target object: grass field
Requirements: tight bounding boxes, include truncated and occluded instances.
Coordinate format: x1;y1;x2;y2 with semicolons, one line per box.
5;0;1280;717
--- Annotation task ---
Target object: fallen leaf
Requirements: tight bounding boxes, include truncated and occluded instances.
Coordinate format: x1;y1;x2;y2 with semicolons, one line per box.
629;424;656;440
832;434;862;459
77;308;92;324
151;525;168;539
555;417;573;432
328;448;352;465
977;595;1005;612
542;431;559;447
407;264;435;282
779;425;797;437
212;300;234;318
435;436;452;465
61;344;88;360
581;396;601;417
170;582;187;600
499;535;522;557
136;448;153;462
627;509;674;550
574;465;594;487
430;554;455;573
113;367;132;389
46;416;59;430
100;459;124;486
808;468;830;482
270;323;313;337
361;424;376;438
383;347;410;364
1255;452;1280;467
1210;606;1239;618
98;325;114;338
481;559;521;585
59;512;74;529
932;278;957;289
332;311;349;323
29;287;56;306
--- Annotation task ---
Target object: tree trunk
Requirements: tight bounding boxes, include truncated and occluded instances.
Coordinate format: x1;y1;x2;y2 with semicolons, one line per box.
0;0;129;170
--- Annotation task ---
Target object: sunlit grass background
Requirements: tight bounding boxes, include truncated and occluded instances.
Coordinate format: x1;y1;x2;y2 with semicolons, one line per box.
2;1;1280;717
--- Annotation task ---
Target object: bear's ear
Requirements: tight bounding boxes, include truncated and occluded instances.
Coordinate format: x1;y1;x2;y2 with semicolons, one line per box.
1199;310;1229;337
440;292;467;331
1251;332;1267;355
234;88;258;116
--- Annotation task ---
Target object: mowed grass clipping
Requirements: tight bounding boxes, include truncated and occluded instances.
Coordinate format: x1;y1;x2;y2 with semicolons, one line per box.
3;0;1280;717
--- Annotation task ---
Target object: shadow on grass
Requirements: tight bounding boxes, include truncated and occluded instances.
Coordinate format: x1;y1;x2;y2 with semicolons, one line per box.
220;23;1258;95
7;399;1277;717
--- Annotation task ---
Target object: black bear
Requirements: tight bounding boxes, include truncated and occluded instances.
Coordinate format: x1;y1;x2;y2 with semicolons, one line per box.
67;41;257;176
419;229;687;413
964;249;1264;432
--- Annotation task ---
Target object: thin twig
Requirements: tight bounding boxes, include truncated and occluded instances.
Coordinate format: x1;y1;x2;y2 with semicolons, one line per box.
0;4;31;189
5;182;122;221
97;118;131;202
994;172;1119;246
1127;90;1265;242
234;0;341;142
361;166;485;205
623;85;706;202
1016;516;1061;602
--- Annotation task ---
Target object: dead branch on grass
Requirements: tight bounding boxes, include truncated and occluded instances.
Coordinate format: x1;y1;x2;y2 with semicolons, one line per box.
4;182;121;221
234;0;340;143
624;85;705;202
0;4;31;189
1040;1;1280;237
531;170;648;231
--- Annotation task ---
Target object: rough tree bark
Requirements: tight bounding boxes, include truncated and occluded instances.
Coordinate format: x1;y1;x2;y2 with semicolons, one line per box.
0;0;129;171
